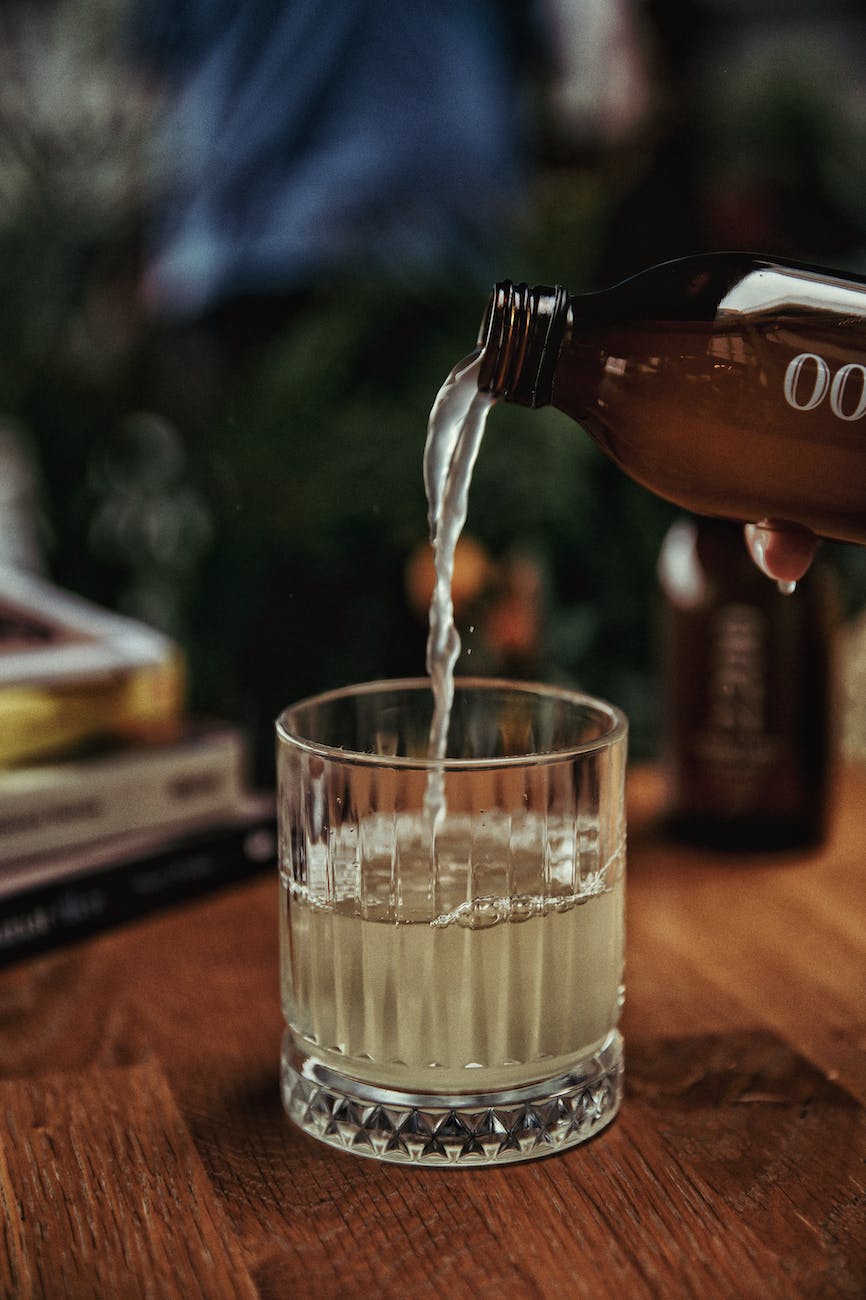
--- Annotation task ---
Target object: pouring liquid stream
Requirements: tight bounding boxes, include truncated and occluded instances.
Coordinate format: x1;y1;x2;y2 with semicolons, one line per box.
422;350;496;827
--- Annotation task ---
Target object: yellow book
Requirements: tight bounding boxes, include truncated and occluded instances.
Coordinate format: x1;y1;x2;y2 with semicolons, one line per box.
0;568;185;766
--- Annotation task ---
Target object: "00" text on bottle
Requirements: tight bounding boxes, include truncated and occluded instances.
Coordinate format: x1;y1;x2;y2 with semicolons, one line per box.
784;353;866;421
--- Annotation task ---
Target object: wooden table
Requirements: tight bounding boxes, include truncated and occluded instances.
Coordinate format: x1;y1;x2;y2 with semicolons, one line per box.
1;765;864;1299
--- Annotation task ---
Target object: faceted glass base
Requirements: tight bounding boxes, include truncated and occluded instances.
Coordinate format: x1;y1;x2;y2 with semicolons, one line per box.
281;1030;623;1167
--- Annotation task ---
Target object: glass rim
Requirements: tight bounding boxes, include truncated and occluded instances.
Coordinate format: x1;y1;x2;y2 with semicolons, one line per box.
275;675;627;771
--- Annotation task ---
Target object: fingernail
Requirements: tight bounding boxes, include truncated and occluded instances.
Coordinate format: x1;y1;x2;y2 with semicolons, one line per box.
745;523;771;577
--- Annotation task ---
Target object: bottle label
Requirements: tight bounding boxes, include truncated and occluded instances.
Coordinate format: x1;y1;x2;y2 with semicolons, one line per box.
784;353;866;421
694;603;778;809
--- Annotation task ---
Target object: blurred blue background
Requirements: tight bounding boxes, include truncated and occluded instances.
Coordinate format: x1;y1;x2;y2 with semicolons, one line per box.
2;0;866;777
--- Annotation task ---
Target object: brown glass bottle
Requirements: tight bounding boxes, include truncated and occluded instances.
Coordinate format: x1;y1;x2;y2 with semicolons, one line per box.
478;253;866;545
658;517;834;851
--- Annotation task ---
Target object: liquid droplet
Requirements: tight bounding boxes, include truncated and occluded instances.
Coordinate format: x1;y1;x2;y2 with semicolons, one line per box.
777;578;797;596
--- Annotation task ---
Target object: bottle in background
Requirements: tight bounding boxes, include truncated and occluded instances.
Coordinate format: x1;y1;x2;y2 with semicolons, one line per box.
657;517;835;852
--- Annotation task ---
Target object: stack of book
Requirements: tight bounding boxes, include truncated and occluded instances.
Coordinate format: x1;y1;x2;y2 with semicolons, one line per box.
0;567;276;966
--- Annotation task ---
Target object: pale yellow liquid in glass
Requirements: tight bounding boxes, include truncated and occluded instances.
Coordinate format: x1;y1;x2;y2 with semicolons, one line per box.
282;820;624;1094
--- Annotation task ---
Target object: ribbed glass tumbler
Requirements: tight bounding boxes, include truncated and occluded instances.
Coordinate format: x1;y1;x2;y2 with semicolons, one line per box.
276;677;627;1167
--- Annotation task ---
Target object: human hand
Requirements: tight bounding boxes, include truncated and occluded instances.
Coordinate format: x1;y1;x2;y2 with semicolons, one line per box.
744;522;818;586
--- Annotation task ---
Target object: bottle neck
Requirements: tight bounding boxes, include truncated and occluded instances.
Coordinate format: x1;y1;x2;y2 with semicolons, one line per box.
477;281;571;407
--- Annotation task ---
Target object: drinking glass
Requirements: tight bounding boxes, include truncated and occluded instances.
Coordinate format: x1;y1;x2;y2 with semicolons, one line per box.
276;677;627;1166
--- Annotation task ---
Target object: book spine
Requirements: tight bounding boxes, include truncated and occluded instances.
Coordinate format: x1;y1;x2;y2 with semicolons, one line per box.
0;658;186;767
0;815;277;967
0;733;247;861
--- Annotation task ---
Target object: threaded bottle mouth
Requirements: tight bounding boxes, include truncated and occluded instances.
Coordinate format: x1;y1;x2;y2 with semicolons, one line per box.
477;281;570;407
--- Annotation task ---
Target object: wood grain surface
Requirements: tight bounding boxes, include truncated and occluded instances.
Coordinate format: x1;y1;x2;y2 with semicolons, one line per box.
1;766;864;1298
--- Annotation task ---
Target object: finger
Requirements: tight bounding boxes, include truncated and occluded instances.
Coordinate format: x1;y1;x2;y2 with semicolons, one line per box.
744;522;819;583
